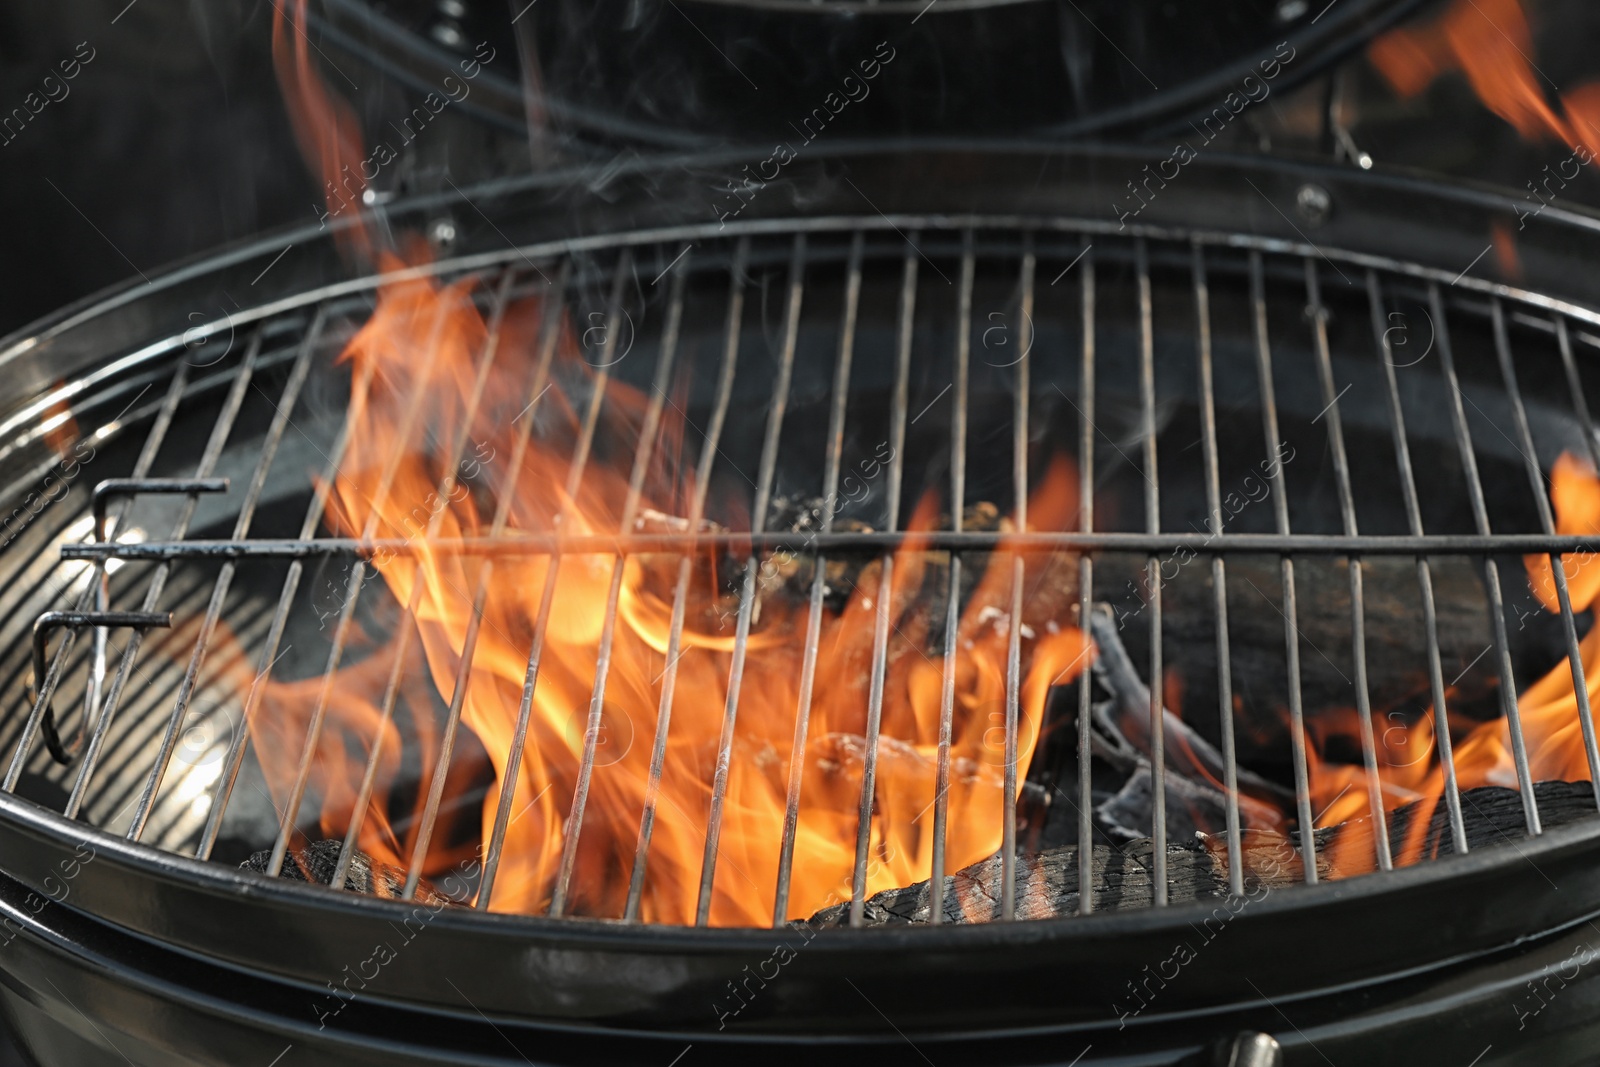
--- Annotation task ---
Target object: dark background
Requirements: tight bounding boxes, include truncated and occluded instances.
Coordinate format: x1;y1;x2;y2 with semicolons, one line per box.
0;1;313;340
4;0;1600;341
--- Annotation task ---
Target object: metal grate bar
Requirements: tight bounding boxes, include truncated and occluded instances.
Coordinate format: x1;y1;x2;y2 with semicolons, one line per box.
1555;317;1600;477
74;529;1600;560
127;312;326;841
999;233;1033;921
845;418;895;922
548;250;688;917
1552;314;1600;808
1308;263;1390;871
1136;238;1168;905
197;315;387;860
1193;241;1244;896
1075;247;1096;916
413;260;593;902
929;231;974;925
4;358;192;793
262;290;468;878
405;269;567;901
63;330;264;821
1249;251;1319;882
623;238;747;921
1428;284;1541;835
1490;301;1600;807
317;269;518;890
848;229;916;926
451;263;572;907
772;232;868;926
460;252;630;908
697;236;803;926
1367;273;1469;854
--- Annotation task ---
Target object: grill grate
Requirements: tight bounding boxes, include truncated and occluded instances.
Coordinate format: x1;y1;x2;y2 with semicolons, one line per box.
7;216;1600;927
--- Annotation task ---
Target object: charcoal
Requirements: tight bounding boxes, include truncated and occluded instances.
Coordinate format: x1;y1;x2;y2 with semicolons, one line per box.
811;781;1598;925
756;498;1080;641
809;838;1231;927
1199;780;1599;884
242;839;456;907
1305;778;1597;873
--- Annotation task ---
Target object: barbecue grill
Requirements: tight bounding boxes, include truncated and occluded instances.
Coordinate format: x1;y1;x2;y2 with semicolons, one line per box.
3;144;1600;1065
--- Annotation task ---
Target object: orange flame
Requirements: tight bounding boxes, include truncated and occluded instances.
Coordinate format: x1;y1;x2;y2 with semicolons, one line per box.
257;0;1090;923
272;0;373;257
1305;451;1600;874
243;266;1092;924
1526;452;1600;612
1368;0;1600;156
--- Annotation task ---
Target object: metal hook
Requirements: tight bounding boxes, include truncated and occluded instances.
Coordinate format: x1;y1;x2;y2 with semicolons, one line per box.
80;478;228;738
91;478;230;542
31;611;171;765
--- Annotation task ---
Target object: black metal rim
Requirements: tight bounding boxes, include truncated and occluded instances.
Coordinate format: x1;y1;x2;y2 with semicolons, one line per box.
309;0;1431;144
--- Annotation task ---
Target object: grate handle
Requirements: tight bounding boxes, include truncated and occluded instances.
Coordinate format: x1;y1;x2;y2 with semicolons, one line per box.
91;478;229;542
31;611;171;765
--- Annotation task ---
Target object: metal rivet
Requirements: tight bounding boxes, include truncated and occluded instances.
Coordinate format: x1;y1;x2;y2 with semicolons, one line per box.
1221;1031;1283;1067
430;21;466;49
428;217;459;249
1296;183;1333;226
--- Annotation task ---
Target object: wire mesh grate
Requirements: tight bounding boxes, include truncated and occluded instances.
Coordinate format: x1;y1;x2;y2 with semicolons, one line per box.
5;218;1600;927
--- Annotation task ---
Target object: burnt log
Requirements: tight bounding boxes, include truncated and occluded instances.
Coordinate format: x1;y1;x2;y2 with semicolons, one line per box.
650;498;1498;735
810;781;1597;925
242;839;456;907
1095;554;1497;739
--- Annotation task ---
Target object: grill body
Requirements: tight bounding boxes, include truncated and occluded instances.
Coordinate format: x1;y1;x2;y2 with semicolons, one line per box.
3;146;1600;1064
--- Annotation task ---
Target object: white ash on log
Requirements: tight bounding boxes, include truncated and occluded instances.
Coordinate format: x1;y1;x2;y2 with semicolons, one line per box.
1081;603;1290;842
810;781;1597;925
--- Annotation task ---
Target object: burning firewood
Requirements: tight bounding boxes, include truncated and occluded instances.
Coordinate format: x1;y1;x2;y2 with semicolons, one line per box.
242;839;456;907
810;780;1597;925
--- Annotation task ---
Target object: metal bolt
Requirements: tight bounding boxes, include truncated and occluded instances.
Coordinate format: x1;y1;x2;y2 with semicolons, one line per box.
437;0;468;17
1220;1031;1283;1067
1276;0;1308;20
428;217;459;249
1295;183;1333;226
430;21;466;49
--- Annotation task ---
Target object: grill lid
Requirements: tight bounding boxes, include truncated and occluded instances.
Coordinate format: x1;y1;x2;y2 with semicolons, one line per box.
310;0;1432;146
